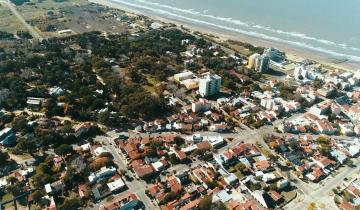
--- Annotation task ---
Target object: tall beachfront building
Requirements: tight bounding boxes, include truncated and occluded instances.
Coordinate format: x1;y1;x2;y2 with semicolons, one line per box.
247;53;260;69
199;73;222;97
255;54;270;73
264;48;286;63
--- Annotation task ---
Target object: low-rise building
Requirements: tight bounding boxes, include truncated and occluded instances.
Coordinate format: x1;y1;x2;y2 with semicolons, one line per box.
88;167;116;183
107;178;126;192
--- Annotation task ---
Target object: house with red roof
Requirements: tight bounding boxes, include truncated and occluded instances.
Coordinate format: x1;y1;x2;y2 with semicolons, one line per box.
133;164;155;179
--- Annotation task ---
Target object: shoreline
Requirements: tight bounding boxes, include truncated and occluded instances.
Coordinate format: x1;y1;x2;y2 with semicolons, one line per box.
89;0;359;72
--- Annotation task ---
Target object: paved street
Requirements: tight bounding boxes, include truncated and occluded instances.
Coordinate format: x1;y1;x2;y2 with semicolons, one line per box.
93;135;158;210
94;113;360;210
286;159;360;210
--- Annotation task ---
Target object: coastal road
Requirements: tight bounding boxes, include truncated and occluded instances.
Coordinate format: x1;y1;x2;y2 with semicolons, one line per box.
0;0;43;41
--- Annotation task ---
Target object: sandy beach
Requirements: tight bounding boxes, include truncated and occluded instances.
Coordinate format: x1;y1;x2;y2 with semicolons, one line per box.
89;0;359;72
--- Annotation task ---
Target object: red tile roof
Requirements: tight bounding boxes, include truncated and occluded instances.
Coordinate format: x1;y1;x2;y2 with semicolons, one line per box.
179;198;200;210
269;191;282;202
148;183;163;197
196;141;212;150
339;201;354;210
346;185;360;198
255;160;271;170
133;164;154;178
168;176;182;193
175;150;187;160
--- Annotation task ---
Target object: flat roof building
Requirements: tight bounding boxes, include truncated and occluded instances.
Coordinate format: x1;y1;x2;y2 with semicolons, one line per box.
199;73;221;97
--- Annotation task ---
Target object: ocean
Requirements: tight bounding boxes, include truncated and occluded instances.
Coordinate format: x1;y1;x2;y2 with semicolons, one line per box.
109;0;360;62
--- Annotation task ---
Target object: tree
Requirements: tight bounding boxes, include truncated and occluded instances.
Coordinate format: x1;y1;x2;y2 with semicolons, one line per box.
345;159;354;167
0;31;14;40
54;144;73;156
316;136;330;144
89;157;113;171
307;202;316;210
174;136;185;146
312;78;324;89
199;195;212;210
213;202;227;210
58;198;81;210
44;98;63;117
0;151;10;167
15;138;37;153
31;190;43;204
234;163;246;172
63;167;84;189
6;181;25;196
162;192;179;204
16;31;32;39
12;116;31;133
61;125;74;134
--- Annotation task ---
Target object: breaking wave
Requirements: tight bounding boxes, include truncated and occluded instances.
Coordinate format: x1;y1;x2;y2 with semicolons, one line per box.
109;0;360;62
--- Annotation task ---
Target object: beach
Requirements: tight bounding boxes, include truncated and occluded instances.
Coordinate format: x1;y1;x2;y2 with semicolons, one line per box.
89;0;360;72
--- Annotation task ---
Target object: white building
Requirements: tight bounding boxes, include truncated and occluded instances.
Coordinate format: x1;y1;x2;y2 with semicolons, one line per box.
45;183;52;194
255;54;270;73
94;147;109;157
49;87;64;96
294;65;323;81
0;128;12;140
247;53;260;69
107;178;126;192
174;71;194;82
199;73;221;97
151;161;164;171
192;98;211;112
88;167;116;183
203;135;224;147
264;48;285;63
223;173;238;186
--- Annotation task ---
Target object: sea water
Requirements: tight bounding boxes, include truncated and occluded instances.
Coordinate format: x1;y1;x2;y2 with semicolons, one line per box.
109;0;360;62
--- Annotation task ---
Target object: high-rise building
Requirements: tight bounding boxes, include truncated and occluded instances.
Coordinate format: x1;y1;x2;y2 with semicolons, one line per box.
264;48;286;63
199;73;221;97
247;53;260;69
255;54;270;73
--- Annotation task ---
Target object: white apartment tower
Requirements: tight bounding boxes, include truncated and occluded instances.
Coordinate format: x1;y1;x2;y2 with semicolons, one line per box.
199;73;222;97
255;54;270;73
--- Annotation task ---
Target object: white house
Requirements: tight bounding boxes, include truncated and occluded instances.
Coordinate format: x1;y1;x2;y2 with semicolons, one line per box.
88;167;116;183
94;147;109;157
107;178;126;192
174;71;194;82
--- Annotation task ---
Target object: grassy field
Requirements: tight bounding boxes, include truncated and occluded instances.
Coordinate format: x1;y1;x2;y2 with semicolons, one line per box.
0;4;26;33
1;193;14;209
12;0;128;38
224;41;253;56
8;153;34;162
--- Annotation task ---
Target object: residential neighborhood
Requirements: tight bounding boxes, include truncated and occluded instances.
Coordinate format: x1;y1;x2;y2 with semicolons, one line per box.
0;1;359;210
